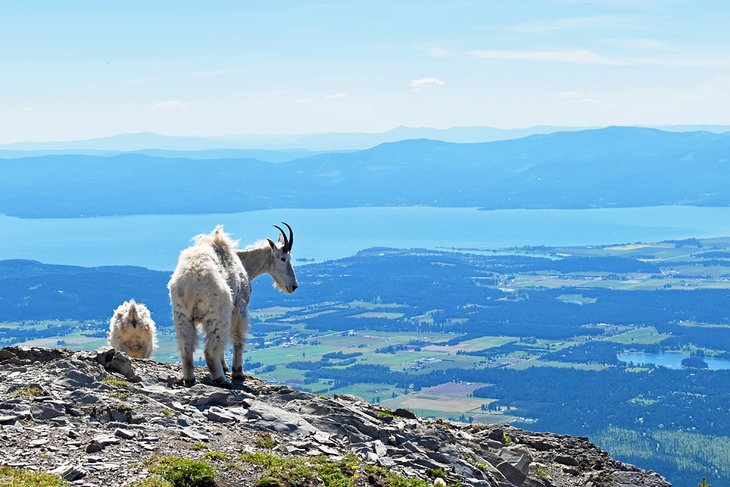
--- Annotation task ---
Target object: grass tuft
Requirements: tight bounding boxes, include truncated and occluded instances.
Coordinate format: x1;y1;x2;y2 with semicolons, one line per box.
148;456;215;487
104;376;130;387
112;390;133;400
254;432;276;449
202;451;228;462
127;475;174;487
364;465;432;487
8;386;44;399
240;451;359;487
0;466;66;486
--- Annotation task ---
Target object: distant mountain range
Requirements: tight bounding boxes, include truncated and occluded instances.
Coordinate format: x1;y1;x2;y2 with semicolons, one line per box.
2;126;730;218
3;124;729;153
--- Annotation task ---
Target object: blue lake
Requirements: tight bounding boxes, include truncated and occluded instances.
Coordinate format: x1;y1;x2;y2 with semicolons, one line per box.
2;205;730;270
617;352;730;371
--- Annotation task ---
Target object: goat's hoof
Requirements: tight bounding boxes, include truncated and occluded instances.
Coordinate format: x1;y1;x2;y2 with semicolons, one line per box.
232;373;245;382
182;378;196;387
211;376;231;389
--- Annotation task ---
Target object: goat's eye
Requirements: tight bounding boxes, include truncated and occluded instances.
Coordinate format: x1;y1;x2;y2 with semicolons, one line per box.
280;257;286;262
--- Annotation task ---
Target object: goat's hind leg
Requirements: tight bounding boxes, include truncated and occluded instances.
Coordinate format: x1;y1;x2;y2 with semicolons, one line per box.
173;311;197;386
231;309;249;381
203;317;231;388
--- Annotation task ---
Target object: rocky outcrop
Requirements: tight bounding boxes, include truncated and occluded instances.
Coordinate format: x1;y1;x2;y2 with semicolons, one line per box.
0;346;670;486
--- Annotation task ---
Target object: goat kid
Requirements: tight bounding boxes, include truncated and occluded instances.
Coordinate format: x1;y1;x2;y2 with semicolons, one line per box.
108;299;158;359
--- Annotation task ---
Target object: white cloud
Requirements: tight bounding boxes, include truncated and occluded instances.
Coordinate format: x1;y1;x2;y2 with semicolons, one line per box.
293;98;313;105
325;92;349;99
410;77;446;91
554;91;611;106
151;100;190;111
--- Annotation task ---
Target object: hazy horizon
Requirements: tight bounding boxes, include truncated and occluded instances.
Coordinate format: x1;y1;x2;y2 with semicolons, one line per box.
2;1;729;143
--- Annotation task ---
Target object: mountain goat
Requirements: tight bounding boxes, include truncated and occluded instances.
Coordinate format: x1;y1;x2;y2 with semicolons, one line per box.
168;223;298;387
108;299;158;359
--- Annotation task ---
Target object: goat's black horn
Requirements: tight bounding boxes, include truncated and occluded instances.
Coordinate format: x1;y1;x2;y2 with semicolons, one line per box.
281;221;294;251
273;225;289;250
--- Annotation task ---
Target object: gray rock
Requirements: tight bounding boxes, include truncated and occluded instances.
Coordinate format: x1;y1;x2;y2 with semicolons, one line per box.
49;463;86;481
0;414;19;425
554;454;579;467
63;369;96;387
85;440;103;453
496;460;527;486
114;428;135;440
181;428;209;442
392;408;417;419
29;439;49;448
93;435;121;447
205;406;237;423
31;402;65;421
499;445;532;475
107;352;139;382
188;386;234;407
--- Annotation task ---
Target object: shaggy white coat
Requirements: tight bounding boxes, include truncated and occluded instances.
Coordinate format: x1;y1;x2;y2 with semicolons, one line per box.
168;226;250;386
108;299;158;359
168;225;298;387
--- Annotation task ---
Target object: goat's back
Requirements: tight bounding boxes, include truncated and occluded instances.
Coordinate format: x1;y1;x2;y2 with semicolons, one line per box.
168;227;246;321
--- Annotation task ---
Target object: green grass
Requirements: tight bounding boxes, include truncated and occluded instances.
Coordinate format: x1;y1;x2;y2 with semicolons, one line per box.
376;411;396;419
8;386;44;399
104;376;130;387
603;326;670;345
111;390;133;400
191;443;209;451
148;457;215;487
363;465;431;487
0;466;66;486
349;311;405;319
239;451;359;487
507;359;609;371
202;451;228;462
254;432;276;449
127;475;173;487
160;407;175;416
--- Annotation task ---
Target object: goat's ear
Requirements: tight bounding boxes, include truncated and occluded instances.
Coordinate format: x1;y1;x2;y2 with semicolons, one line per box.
266;238;277;251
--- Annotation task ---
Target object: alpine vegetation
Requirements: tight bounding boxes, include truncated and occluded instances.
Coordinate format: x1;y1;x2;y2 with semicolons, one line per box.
107;299;158;359
168;223;298;387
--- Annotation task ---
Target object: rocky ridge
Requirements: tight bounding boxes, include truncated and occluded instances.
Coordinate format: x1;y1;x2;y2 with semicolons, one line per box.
0;346;670;486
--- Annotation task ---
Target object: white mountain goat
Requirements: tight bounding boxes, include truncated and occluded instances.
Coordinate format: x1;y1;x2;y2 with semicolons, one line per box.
108;299;158;359
168;223;298;387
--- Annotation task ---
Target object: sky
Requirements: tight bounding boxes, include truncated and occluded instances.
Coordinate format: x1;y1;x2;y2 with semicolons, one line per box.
1;0;729;142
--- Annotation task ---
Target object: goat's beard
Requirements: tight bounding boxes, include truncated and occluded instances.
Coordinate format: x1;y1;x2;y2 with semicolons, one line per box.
272;279;291;294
